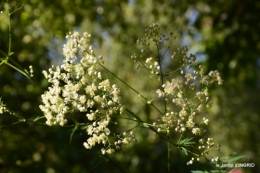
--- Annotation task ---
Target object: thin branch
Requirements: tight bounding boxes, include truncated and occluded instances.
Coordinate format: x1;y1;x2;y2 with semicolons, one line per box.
99;63;163;115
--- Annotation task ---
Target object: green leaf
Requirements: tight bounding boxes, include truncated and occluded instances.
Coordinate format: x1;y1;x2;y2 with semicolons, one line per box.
229;152;237;156
80;123;90;130
219;153;244;163
228;155;244;162
70;125;78;144
179;137;193;144
181;147;188;155
179;137;195;146
33;116;45;122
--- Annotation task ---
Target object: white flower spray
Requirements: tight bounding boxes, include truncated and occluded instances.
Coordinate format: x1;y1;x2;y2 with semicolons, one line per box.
132;23;223;165
39;25;226;170
40;31;127;154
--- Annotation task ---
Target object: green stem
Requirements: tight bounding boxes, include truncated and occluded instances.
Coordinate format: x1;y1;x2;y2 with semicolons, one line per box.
0;59;7;66
167;131;170;172
177;132;183;143
128;108;200;158
6;62;31;79
126;108;177;147
156;40;170;172
0;120;25;127
1;2;31;79
5;107;26;121
8;11;12;57
0;50;8;57
33;116;46;122
99;63;163;115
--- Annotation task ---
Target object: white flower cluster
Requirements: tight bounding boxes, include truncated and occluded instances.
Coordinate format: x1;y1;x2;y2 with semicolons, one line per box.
98;131;136;155
154;64;223;162
39;31;124;153
130;52;161;75
146;56;161;75
155;65;222;135
130;23;223;164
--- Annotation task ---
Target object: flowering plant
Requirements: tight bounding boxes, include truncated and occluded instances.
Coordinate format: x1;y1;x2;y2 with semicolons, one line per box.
37;23;239;172
39;32;134;154
0;5;243;171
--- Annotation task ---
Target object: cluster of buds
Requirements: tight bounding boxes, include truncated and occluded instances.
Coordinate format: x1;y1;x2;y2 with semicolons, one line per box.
131;23;178;76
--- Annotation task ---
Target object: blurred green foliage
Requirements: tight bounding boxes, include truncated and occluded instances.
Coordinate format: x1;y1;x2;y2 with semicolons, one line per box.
0;0;259;172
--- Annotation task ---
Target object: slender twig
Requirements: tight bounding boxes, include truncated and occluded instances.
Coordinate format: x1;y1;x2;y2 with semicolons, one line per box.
0;120;25;127
1;1;31;79
7;2;12;57
6;62;31;79
99;63;163;115
0;50;8;57
126;108;178;147
156;37;170;172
